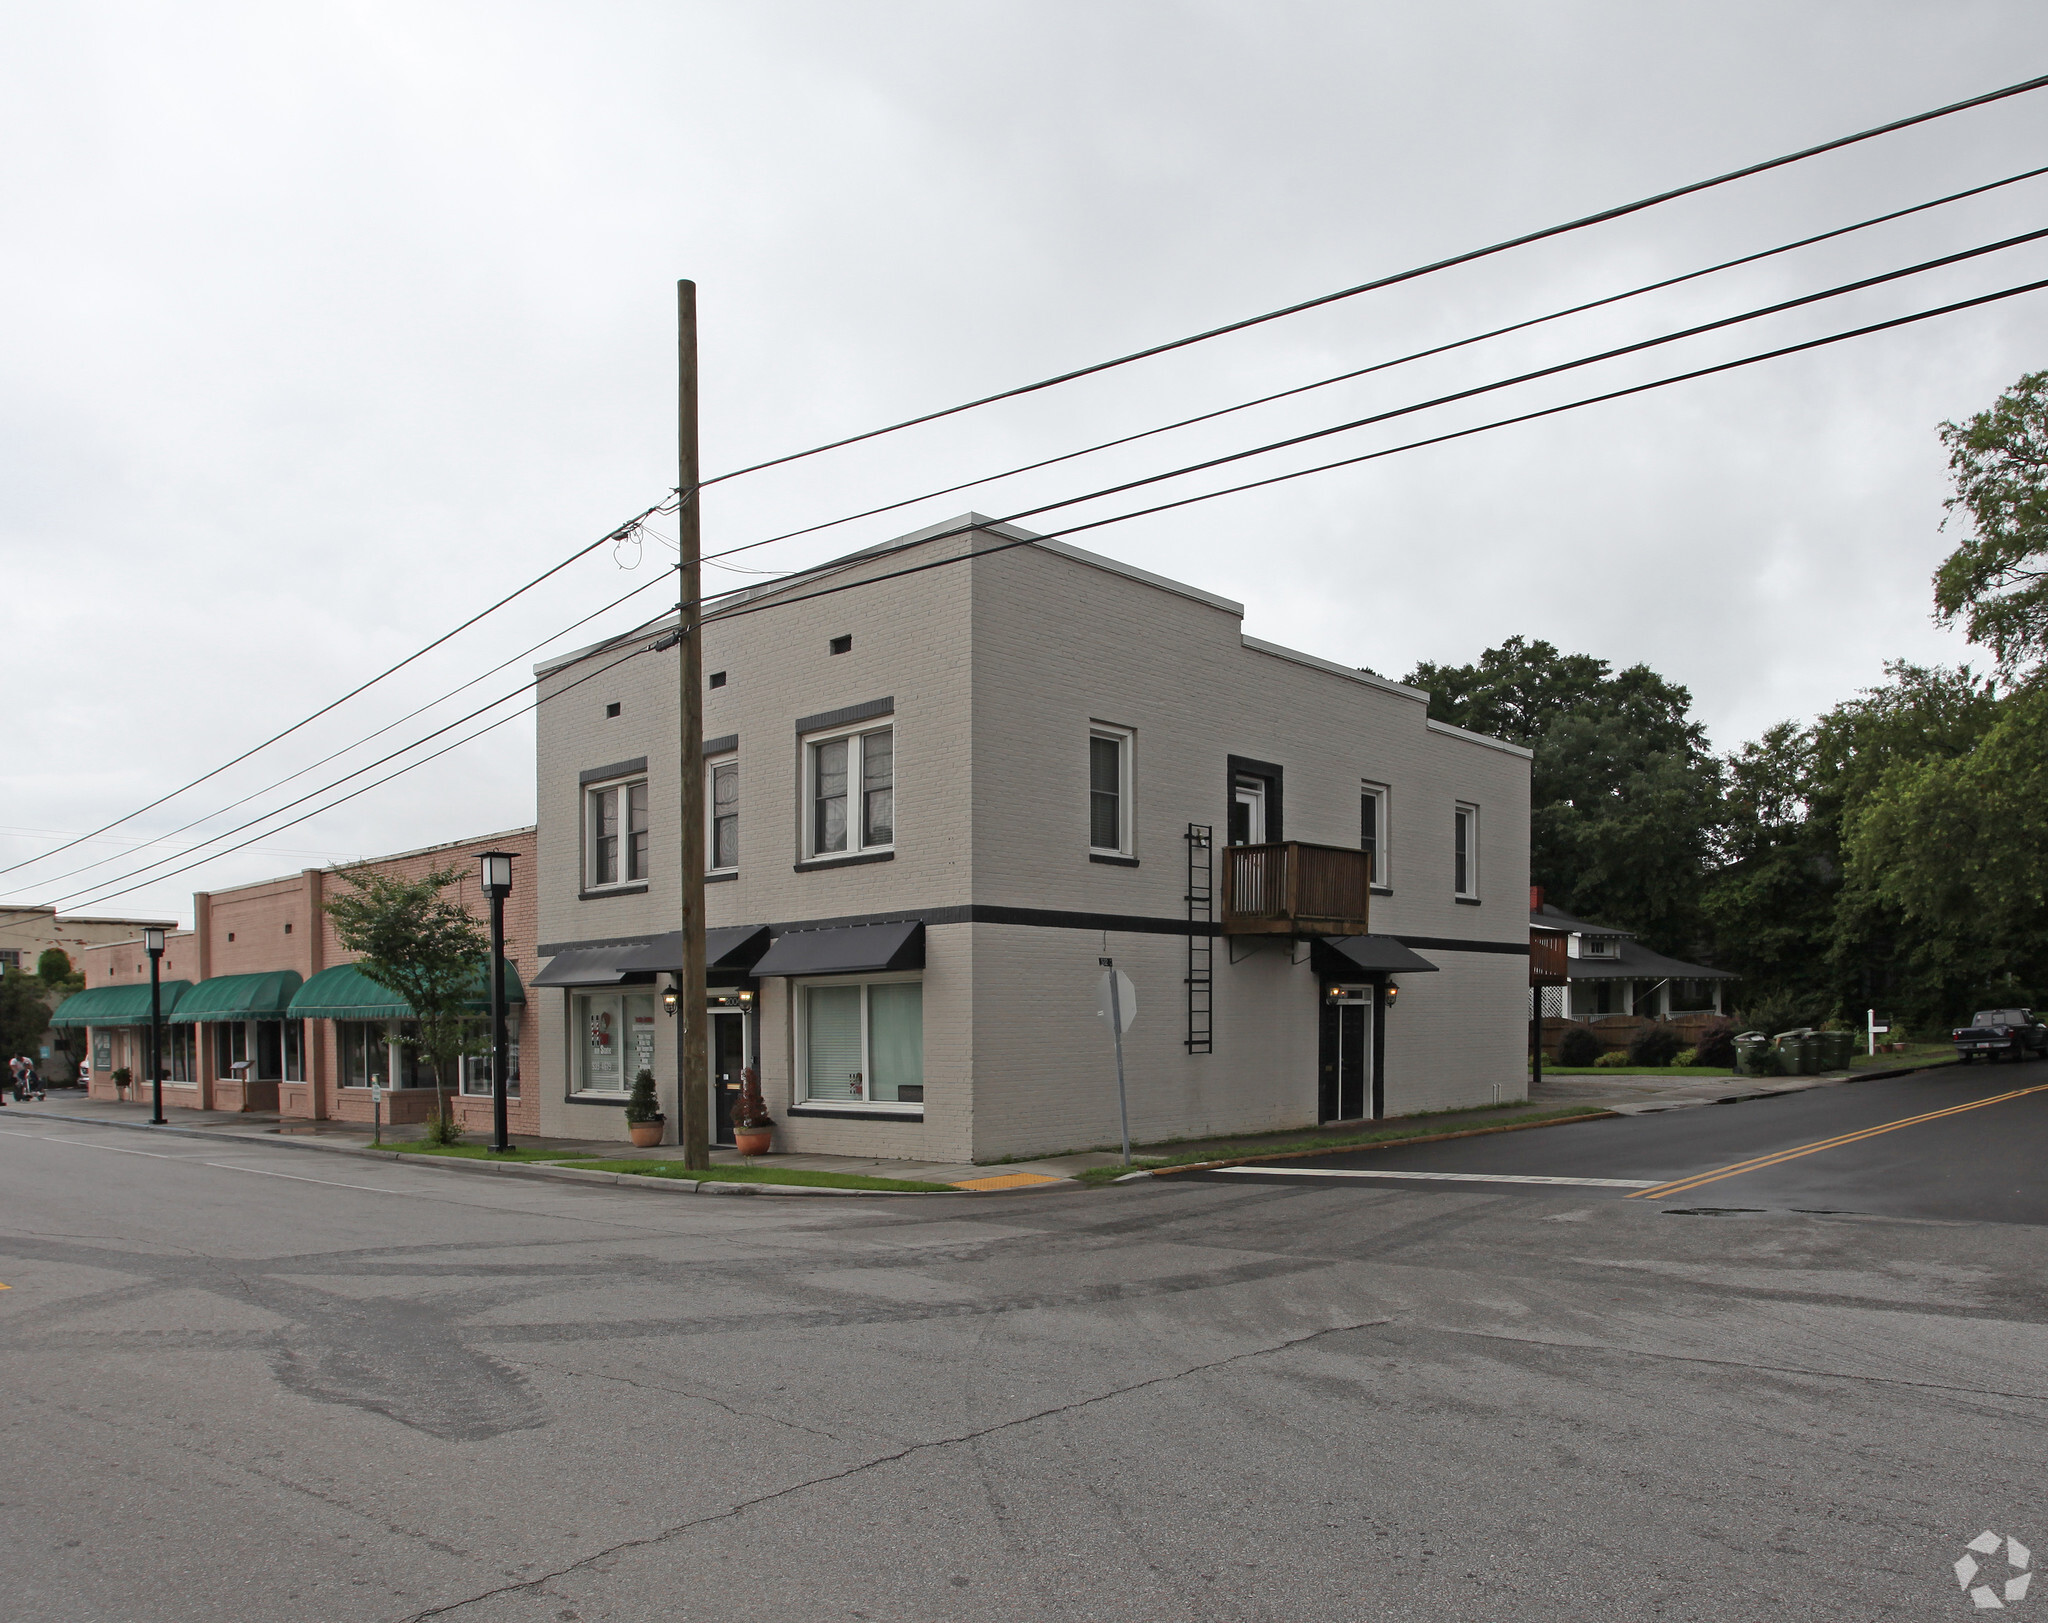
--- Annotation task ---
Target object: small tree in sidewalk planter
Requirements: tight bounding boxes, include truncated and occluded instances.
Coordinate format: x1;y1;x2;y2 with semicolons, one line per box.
324;863;490;1146
731;1067;775;1154
624;1067;665;1146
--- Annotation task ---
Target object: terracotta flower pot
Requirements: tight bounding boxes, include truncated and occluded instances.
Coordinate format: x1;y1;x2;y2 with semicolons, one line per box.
628;1120;665;1148
734;1125;773;1156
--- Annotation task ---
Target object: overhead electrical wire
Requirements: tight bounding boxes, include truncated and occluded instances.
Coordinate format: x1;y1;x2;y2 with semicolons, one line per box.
684;163;2048;571
0;500;675;882
692;71;2048;490
22;79;2045;889
55;268;2048;915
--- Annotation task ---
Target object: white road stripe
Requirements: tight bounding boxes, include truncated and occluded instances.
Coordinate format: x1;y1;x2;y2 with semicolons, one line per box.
202;1162;410;1195
0;1129;186;1158
1216;1166;1658;1189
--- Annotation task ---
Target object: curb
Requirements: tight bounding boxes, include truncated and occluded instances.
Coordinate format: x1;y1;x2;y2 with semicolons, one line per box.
5;1108;1010;1197
1144;1108;1620;1178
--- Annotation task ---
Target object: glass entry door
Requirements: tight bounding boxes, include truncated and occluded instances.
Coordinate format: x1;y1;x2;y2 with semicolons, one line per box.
711;1011;747;1146
1318;991;1374;1123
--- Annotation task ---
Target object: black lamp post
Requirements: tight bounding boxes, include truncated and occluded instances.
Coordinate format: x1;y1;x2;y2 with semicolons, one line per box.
479;852;515;1154
144;926;167;1125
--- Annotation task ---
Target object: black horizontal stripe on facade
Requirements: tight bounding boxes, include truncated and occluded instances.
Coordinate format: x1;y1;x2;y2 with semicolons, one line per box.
543;908;1528;959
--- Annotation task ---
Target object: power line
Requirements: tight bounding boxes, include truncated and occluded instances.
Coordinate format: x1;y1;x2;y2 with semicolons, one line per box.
17;566;681;898
60;271;2048;914
687;163;2048;571
695;72;2048;489
0;500;672;882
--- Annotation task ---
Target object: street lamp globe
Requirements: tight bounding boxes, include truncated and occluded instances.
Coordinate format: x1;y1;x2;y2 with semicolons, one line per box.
480;852;514;894
143;926;165;954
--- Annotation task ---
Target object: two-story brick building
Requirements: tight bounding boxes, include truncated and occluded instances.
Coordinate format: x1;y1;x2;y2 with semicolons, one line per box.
57;827;538;1135
530;516;1533;1163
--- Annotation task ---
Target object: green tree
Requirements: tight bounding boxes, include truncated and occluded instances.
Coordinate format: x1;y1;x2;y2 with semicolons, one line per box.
0;968;55;1060
1934;369;2048;672
35;947;81;990
323;864;490;1139
1408;637;1721;952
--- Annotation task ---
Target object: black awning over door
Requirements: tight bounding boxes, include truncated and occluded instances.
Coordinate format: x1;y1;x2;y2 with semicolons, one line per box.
1311;935;1441;980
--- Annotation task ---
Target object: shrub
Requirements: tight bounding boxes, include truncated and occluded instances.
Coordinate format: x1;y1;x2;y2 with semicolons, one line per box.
1594;1049;1633;1068
1556;1027;1603;1067
35;947;73;985
1739;997;1833;1038
624;1067;664;1125
1692;1022;1738;1069
1673;1047;1699;1067
425;1108;463;1146
1627;1024;1685;1067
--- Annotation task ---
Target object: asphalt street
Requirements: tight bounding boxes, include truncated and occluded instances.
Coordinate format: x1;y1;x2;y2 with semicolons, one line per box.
3;1089;2046;1622
1204;1059;2048;1223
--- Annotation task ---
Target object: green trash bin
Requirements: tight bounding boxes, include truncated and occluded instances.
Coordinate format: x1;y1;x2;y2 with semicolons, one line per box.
1733;1031;1771;1076
1816;1030;1854;1071
1773;1028;1818;1075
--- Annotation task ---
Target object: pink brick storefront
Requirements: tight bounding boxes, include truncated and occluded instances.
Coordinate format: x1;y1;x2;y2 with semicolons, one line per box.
70;828;538;1136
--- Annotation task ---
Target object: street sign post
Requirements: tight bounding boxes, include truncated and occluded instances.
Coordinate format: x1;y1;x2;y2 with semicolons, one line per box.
371;1082;383;1147
1096;960;1136;1165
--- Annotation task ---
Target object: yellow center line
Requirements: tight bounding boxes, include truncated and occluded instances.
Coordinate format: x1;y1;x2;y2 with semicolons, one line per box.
1627;1081;2048;1200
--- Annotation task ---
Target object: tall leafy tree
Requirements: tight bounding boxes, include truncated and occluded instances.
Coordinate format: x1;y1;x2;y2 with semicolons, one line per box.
323;865;490;1137
1408;637;1720;952
1934;369;2048;673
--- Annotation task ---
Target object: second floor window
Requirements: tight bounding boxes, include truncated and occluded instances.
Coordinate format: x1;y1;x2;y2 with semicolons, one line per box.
809;727;893;857
1360;782;1388;885
591;779;649;887
709;759;739;871
1454;802;1478;898
1090;726;1133;854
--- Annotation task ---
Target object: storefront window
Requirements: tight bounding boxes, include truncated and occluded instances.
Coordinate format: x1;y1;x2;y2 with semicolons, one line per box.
575;992;658;1093
460;1024;521;1097
799;978;923;1107
214;1021;248;1079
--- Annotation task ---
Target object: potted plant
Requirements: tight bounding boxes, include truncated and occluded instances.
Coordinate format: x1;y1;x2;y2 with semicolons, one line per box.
624;1066;666;1148
732;1066;775;1156
111;1065;133;1101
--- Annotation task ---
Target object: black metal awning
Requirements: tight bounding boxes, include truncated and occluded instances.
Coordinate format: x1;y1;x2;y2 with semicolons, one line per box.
533;925;771;988
1311;935;1442;980
750;920;925;978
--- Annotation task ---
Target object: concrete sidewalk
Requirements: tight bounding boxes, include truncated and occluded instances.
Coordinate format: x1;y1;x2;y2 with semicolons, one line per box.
1530;1056;1957;1115
0;1091;1120;1189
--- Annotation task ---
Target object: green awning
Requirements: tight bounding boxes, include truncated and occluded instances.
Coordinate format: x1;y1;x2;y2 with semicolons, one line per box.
287;961;524;1021
165;970;304;1024
49;982;192;1028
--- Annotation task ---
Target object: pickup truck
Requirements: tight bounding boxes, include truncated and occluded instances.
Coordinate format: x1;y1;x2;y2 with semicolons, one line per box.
1952;1009;2048;1063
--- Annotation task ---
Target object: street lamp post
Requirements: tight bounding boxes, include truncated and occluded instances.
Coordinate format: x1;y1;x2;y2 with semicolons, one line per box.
479;852;515;1154
144;926;166;1125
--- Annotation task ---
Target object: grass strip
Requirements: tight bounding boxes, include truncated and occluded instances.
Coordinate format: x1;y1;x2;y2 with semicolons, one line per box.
379;1140;582;1163
560;1159;956;1192
1071;1104;1610;1186
1532;1065;1738;1077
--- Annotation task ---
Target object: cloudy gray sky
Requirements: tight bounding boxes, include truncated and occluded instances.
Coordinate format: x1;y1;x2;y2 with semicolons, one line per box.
6;1;2048;928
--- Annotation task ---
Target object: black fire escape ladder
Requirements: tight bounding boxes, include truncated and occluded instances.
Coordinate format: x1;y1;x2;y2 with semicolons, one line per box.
1185;822;1214;1054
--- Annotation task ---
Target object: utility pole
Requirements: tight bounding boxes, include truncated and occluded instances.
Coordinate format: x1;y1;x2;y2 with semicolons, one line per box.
676;279;710;1170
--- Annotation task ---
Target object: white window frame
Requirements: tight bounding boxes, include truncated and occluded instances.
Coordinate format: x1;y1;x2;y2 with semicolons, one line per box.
794;971;924;1113
707;754;739;874
1089;723;1135;857
1360;781;1390;888
569;990;660;1098
803;723;895;861
1453;802;1479;898
459;1024;521;1097
586;774;650;891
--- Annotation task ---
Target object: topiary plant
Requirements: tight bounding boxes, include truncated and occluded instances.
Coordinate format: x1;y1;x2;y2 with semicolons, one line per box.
731;1066;774;1131
1556;1027;1603;1068
624;1067;664;1125
1628;1023;1685;1067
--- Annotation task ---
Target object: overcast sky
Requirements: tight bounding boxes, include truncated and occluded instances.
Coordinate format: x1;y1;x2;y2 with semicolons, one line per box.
6;1;2048;929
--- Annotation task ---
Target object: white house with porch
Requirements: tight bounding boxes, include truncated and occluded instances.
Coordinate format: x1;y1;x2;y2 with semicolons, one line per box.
1531;899;1736;1021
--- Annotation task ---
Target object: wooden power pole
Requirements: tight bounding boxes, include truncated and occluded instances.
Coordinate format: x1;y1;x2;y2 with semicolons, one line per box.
676;280;710;1169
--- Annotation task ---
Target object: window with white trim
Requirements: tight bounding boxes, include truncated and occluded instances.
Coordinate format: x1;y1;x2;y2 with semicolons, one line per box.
708;757;739;872
1089;725;1134;855
573;991;659;1095
1360;781;1389;886
798;975;923;1108
805;725;893;858
588;777;649;888
1453;802;1479;898
459;1021;522;1097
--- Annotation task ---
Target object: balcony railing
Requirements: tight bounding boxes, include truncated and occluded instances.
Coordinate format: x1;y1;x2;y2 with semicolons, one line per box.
1220;842;1373;936
1529;928;1569;986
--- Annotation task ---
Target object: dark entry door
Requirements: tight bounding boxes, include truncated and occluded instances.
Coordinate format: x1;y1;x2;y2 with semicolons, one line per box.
1317;996;1371;1123
712;1011;746;1146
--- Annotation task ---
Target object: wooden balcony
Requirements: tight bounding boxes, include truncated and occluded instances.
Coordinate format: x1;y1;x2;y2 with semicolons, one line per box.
1221;842;1373;937
1529;928;1569;987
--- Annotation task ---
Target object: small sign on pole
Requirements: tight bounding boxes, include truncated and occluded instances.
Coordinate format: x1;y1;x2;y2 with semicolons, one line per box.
371;1082;383;1147
1096;959;1136;1165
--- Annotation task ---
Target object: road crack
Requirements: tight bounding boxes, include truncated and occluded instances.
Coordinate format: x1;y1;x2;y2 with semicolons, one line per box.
402;1313;1393;1620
